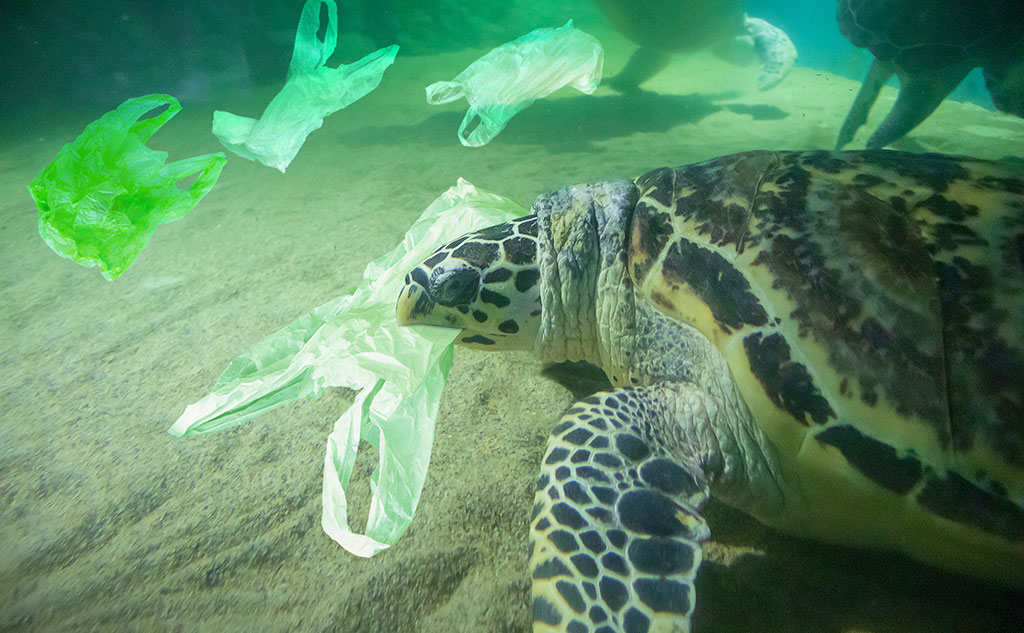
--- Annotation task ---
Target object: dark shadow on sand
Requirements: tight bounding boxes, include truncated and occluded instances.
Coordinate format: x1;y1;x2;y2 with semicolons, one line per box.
723;103;788;120
696;502;1024;633
336;91;790;153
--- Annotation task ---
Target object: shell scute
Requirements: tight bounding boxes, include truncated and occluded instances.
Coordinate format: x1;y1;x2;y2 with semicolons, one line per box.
659;238;768;333
660;150;773;252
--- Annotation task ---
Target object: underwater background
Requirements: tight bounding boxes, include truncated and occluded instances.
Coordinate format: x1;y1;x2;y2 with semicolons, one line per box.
0;0;999;111
1;1;1023;632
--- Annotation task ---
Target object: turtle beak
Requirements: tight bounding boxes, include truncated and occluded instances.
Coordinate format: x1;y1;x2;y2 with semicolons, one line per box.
396;282;429;326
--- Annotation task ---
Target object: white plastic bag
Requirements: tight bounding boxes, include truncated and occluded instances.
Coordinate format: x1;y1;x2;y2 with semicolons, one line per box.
213;0;398;172
426;20;603;147
171;179;526;557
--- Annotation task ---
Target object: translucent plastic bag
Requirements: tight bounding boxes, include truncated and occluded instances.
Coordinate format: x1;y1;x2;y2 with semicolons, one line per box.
27;94;226;280
171;179;526;557
213;0;398;172
426;20;603;147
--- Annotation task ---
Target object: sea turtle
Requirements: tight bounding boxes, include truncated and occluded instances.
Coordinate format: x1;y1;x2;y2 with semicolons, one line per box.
397;149;1024;632
835;0;1024;149
593;0;798;92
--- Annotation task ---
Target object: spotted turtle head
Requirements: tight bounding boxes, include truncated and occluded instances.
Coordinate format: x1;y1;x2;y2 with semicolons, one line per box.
397;215;542;351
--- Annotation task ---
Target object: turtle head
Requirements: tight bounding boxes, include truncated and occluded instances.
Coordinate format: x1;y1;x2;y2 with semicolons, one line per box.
396;215;542;351
398;179;639;368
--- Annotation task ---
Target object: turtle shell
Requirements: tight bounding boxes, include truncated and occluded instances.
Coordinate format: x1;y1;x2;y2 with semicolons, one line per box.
837;0;1024;73
627;150;1024;543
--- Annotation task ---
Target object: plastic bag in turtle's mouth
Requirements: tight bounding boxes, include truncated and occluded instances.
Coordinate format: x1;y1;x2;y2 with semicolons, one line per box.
170;178;525;557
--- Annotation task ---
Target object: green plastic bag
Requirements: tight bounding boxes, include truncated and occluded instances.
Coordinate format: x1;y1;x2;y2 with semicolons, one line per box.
213;0;399;172
171;179;526;557
27;94;226;281
426;20;603;147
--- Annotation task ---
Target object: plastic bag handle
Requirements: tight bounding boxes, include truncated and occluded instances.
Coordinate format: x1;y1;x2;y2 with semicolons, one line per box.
288;0;338;78
157;152;228;221
457;105;518;148
424;81;466;105
123;94;182;143
457;109;486;147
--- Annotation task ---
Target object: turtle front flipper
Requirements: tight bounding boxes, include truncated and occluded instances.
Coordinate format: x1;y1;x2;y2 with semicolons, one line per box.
867;64;972;148
838;57;972;148
835;58;893;149
982;56;1024;118
606;47;672;93
742;16;797;91
531;387;711;633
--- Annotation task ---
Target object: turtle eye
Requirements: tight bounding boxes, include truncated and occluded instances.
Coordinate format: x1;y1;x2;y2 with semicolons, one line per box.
431;267;480;307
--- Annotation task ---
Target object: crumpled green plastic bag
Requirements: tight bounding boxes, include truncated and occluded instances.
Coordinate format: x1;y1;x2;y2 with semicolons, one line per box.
426;20;603;147
170;179;526;557
213;0;398;172
27;94;226;281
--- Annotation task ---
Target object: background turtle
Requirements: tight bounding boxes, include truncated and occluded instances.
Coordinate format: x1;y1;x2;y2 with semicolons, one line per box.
398;149;1024;632
593;0;797;92
835;0;1024;149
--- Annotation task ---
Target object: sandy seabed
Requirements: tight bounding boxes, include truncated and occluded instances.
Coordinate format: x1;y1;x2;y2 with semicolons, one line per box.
2;29;1024;633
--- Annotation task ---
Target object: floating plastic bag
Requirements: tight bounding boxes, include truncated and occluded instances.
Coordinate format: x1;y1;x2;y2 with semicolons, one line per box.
170;179;526;557
213;0;398;172
426;20;603;147
27;94;226;281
